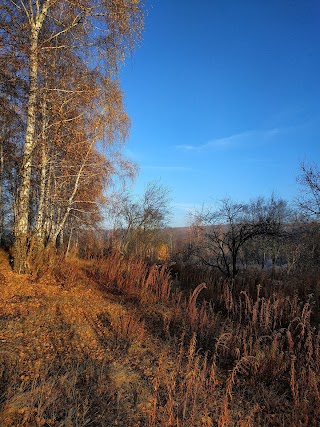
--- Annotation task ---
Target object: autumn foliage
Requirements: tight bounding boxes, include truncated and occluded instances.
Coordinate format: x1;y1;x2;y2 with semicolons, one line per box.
1;0;144;272
2;1;320;426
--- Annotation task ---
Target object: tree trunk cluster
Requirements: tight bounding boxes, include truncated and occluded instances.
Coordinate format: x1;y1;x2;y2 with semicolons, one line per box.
1;0;144;272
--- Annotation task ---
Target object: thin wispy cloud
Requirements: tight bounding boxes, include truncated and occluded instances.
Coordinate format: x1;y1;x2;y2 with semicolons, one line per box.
175;145;196;151
206;130;256;148
173;202;202;212
176;127;284;152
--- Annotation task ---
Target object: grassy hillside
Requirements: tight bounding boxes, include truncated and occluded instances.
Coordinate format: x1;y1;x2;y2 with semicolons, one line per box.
0;250;319;426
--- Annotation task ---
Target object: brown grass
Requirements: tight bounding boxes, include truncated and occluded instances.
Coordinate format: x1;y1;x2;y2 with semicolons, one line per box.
0;249;320;426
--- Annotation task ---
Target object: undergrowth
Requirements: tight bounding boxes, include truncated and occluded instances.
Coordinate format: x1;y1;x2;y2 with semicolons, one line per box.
0;249;319;426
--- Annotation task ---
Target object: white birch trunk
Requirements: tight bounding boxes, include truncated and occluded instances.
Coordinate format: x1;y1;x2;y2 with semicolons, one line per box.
34;99;49;247
13;34;39;272
49;144;93;246
13;2;51;272
43;161;54;243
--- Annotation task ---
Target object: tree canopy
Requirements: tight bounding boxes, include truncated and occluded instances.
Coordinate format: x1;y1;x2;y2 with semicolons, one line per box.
1;0;144;272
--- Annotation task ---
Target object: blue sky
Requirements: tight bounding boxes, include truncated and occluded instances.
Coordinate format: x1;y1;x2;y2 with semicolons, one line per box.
120;0;320;226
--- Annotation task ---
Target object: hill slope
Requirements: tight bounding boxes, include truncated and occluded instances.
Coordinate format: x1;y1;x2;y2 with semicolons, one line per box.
0;251;183;426
1;250;320;426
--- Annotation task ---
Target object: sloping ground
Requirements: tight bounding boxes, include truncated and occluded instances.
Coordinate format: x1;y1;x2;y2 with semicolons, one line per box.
0;250;185;427
1;250;320;427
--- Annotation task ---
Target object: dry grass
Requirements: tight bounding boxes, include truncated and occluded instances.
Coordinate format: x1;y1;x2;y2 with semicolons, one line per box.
0;249;320;426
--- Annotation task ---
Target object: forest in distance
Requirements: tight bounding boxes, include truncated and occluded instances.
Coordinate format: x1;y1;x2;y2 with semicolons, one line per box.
1;0;320;426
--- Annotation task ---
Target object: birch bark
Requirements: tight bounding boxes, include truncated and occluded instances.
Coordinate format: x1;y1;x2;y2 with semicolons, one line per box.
34;98;49;247
13;1;51;272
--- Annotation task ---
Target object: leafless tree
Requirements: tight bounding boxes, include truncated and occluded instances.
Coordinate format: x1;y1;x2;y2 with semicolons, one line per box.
110;181;171;258
297;161;320;219
190;196;287;278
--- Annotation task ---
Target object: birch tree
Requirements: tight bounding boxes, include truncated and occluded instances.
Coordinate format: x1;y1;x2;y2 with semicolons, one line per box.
0;55;25;244
1;0;144;272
